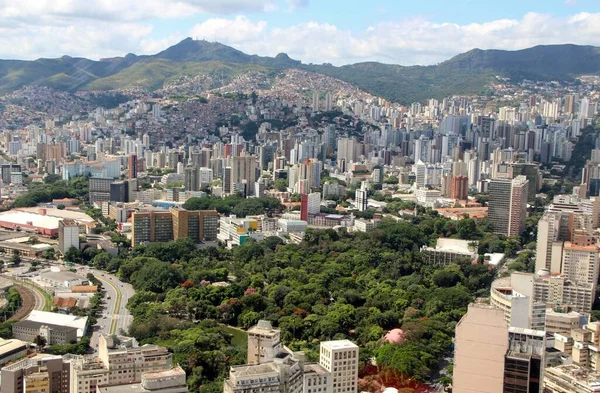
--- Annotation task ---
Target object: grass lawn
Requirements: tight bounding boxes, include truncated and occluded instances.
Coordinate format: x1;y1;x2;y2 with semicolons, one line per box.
220;324;248;348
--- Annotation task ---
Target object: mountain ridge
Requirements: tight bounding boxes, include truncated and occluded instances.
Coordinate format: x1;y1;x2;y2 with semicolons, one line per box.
1;39;599;104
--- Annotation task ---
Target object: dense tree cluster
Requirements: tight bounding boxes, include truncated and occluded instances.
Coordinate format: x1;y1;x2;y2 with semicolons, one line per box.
13;176;88;208
182;195;281;217
86;208;511;391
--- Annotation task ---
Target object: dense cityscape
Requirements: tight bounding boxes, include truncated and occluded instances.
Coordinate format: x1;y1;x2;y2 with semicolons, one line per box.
0;2;599;393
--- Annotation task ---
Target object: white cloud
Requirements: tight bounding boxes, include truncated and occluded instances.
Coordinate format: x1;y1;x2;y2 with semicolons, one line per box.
0;9;599;65
0;0;293;21
187;12;600;65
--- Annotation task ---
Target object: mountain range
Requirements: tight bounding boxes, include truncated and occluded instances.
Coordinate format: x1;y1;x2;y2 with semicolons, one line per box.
1;38;600;104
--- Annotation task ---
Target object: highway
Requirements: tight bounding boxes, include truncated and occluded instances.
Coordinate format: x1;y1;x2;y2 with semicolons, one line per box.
85;268;135;349
3;259;135;352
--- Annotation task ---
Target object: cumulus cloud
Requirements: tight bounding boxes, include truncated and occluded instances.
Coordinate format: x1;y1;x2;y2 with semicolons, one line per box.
0;0;293;21
0;0;306;59
188;12;600;65
0;9;599;65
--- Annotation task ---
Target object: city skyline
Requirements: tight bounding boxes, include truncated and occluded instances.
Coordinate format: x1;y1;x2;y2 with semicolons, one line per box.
0;0;599;65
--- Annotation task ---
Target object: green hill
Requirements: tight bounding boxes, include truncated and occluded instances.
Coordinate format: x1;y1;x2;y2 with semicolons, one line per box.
85;59;269;91
1;39;599;104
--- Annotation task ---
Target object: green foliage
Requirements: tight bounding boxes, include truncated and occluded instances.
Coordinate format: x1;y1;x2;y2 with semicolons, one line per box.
45;336;90;355
565;126;599;179
182;195;282;217
0;321;15;339
64;247;82;263
274;178;288;192
13;176;88;207
130;259;184;293
121;210;504;384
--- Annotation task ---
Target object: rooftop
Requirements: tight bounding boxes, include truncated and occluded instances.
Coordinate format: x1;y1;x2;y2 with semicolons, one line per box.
14;319;78;333
0;338;28;356
17;207;95;224
0;210;62;229
320;339;358;350
427;238;478;254
303;363;330;375
26;310;87;337
143;365;186;379
230;363;279;377
248;320;279;336
40;271;87;282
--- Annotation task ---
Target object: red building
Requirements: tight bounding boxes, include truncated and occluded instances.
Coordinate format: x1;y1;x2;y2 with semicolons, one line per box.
451;176;469;200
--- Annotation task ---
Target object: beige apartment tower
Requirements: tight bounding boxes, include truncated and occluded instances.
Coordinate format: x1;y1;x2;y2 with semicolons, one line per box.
132;208;218;246
488;176;529;237
453;303;508;393
247;320;282;365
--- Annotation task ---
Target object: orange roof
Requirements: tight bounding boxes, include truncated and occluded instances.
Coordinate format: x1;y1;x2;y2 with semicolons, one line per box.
52;297;77;308
71;285;98;293
564;242;600;252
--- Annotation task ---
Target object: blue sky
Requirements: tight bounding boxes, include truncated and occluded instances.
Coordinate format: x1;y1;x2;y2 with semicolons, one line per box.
0;0;599;64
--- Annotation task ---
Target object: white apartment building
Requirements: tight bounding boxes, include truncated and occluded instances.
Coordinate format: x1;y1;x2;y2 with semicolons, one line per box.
223;321;355;393
58;219;79;254
560;242;600;286
70;335;171;393
217;216;264;248
319;340;359;393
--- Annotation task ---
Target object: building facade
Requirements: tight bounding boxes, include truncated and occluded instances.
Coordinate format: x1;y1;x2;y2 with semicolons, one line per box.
131;208;218;246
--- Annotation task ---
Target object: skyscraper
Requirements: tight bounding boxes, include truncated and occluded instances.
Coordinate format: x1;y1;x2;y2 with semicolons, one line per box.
319;340;359;393
300;192;321;221
488;176;529;237
451;176;469;200
453;303;508;393
324;92;333;111
128;154;137;179
355;182;369;212
184;166;200;191
231;155;257;196
312;91;320;111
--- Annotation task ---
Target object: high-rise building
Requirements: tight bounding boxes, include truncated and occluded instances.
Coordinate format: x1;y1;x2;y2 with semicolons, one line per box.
564;94;576;115
184;166;200;192
312;91;320;111
109;181;128;203
355;182;369;212
300;192;321;221
1;164;21;184
488;176;529;237
560;242;600;286
131;208;219;247
1;355;71;393
324;92;333;111
231;155;256;196
504;327;545;393
319;340;359;393
453;303;508;393
535;212;564;273
128;154;138;179
88;178;113;205
58;219;79;255
451;176;469;200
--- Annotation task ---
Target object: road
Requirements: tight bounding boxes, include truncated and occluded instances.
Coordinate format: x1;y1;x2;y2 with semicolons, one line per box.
4;259;135;352
85;268;135;349
5;276;49;313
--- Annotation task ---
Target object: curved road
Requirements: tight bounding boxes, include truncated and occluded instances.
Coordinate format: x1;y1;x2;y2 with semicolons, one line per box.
84;268;135;349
